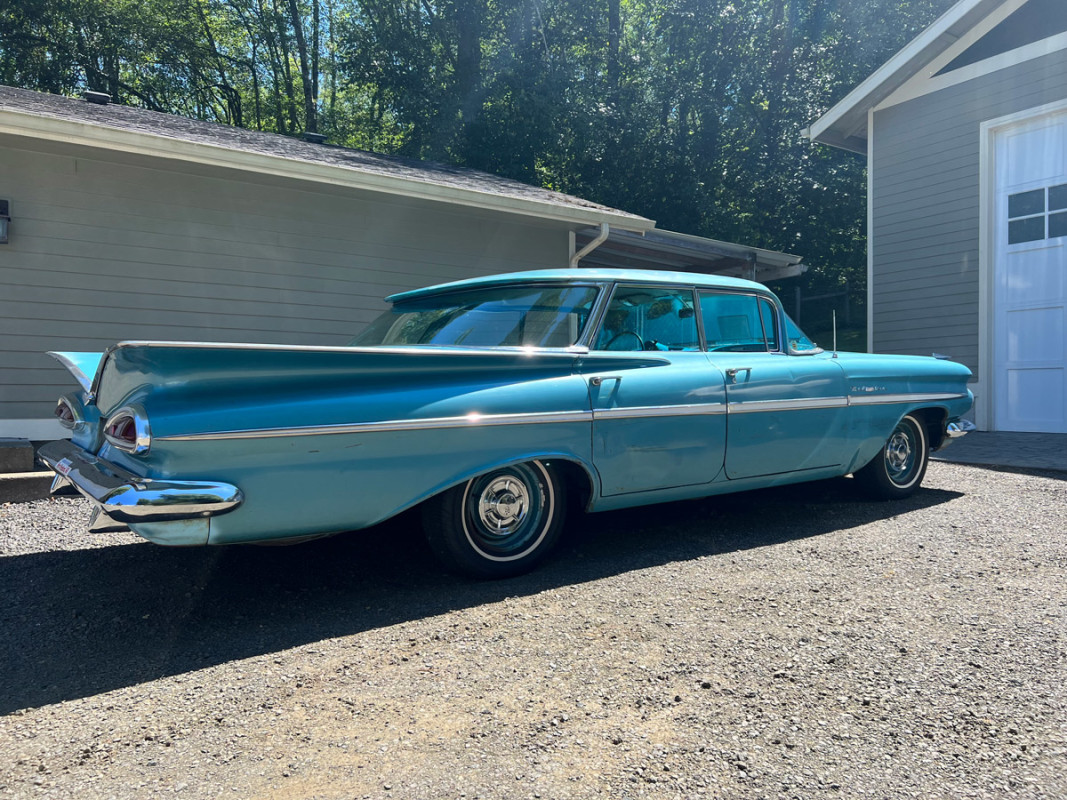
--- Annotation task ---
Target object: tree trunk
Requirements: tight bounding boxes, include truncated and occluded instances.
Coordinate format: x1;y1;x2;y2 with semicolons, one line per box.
607;0;620;99
286;0;317;132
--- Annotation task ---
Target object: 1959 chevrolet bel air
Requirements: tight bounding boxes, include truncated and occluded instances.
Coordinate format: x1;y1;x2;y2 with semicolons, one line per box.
39;269;973;578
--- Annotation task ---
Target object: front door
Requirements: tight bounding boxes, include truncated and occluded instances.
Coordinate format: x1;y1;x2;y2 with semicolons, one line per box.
715;352;850;479
698;290;850;480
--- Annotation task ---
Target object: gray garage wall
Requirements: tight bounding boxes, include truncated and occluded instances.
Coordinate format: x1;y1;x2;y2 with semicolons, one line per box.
0;136;572;425
870;47;1067;380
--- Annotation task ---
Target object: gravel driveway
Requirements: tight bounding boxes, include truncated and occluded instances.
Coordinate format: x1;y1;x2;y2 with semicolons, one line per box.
1;461;1064;799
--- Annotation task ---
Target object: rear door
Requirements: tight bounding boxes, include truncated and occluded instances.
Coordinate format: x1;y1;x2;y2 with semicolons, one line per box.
584;284;726;496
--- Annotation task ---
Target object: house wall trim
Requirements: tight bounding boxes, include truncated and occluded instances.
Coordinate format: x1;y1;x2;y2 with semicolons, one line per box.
879;28;1067;111
867;106;875;353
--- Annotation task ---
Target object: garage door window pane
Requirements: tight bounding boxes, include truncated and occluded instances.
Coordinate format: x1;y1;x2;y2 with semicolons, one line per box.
1009;216;1045;244
1008;189;1045;218
1049;183;1067;211
1050;211;1067;239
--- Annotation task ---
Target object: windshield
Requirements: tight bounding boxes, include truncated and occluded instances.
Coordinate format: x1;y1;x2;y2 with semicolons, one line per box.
350;284;600;348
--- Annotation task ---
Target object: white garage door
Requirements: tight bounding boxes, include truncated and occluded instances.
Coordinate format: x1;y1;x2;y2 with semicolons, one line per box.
994;110;1067;433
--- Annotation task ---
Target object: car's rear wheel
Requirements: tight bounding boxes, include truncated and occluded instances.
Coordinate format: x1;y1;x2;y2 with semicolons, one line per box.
423;460;567;578
854;413;929;499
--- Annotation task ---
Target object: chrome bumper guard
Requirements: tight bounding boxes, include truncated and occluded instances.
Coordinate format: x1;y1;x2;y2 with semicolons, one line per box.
37;439;243;525
946;419;976;439
937;419;976;450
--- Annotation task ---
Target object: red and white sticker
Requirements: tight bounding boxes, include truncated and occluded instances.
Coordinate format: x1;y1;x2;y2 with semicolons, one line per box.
55;458;73;476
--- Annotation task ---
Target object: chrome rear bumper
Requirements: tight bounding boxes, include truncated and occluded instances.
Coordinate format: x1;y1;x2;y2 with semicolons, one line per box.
37;439;242;524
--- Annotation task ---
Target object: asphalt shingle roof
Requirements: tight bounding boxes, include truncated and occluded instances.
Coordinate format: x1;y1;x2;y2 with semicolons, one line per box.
0;84;649;224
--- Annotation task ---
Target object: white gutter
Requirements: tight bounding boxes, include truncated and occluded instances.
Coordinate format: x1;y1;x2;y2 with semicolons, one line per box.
569;223;610;268
0;110;654;232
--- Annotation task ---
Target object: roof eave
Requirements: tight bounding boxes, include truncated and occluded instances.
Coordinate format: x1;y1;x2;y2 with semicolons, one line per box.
0;108;654;232
807;0;999;152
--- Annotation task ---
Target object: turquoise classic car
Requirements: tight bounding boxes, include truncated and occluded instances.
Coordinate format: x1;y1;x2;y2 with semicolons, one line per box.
39;269;973;578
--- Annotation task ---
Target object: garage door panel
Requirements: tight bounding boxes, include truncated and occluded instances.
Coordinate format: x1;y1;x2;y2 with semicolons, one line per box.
1006;307;1064;362
1006;368;1065;429
1000;119;1066;186
1003;243;1064;305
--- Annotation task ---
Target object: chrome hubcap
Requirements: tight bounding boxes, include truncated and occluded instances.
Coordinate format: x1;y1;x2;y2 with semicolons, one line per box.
477;477;530;535
885;430;914;479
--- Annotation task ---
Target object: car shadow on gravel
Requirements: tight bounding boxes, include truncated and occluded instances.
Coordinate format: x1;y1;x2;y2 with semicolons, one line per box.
0;479;961;714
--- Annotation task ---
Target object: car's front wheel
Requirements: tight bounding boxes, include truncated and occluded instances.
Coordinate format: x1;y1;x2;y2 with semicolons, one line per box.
423;460;567;578
854;413;929;499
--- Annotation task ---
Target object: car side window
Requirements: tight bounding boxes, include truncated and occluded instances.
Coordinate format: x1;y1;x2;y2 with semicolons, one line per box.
593;285;699;351
699;292;780;352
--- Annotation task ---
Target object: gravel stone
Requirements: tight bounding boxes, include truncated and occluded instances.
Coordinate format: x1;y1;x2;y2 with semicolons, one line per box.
0;461;1064;799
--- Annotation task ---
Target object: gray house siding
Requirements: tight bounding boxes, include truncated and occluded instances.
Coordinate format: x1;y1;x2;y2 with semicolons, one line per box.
870;47;1067;379
0;136;571;423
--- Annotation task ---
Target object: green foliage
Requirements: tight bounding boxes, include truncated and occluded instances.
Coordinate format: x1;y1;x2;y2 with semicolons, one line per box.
0;0;958;290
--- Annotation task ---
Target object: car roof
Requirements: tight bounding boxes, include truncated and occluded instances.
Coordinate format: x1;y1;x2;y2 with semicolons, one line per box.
387;268;769;303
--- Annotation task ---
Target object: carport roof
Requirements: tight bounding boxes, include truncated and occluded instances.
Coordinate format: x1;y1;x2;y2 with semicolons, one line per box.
0;84;653;231
574;227;806;283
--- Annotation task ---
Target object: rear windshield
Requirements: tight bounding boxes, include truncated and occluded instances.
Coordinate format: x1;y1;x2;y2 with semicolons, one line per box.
350;284;600;348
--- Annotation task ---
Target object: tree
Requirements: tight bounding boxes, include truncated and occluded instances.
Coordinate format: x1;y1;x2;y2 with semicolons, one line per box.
0;0;959;300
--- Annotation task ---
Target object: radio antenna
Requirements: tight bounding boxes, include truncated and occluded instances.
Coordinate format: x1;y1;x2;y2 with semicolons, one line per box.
832;310;838;358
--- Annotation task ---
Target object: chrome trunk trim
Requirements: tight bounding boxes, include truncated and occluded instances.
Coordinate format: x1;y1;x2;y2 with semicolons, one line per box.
47;353;96;394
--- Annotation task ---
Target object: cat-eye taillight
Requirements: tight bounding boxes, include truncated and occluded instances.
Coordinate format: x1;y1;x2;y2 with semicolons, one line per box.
103;406;151;454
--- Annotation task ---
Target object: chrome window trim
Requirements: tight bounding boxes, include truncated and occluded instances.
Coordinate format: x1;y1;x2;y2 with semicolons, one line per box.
577;281;617;348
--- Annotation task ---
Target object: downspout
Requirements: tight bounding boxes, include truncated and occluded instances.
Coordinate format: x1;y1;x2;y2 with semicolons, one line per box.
569;223;610;268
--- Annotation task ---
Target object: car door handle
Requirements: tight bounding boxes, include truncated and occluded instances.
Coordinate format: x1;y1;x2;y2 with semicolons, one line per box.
589;375;622;387
725;367;752;382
